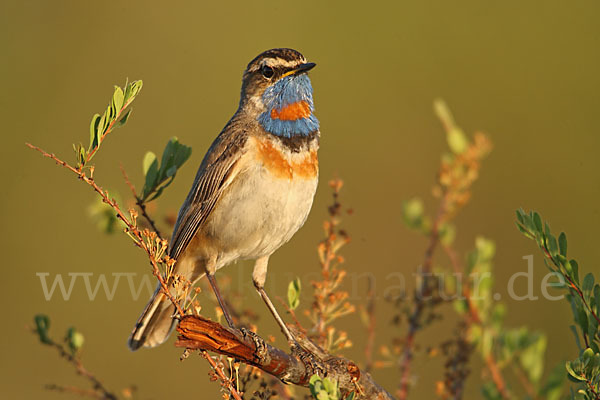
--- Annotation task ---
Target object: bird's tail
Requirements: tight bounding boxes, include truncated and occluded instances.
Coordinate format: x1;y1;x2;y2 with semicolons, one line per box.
128;283;177;351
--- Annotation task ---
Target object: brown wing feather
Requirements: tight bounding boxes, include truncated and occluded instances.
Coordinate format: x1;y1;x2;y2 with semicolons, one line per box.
168;130;248;260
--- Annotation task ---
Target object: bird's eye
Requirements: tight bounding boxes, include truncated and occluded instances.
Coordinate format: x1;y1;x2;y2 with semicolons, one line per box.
261;65;274;79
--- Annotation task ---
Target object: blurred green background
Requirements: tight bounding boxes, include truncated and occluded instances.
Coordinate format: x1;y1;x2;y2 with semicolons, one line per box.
2;0;599;398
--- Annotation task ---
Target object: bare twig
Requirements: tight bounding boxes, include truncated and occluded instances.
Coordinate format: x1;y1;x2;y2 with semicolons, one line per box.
442;244;509;398
364;275;377;373
200;350;243;400
27;143;183;316
119;163;163;238
27;143;241;398
45;384;106;399
38;337;116;400
397;192;448;399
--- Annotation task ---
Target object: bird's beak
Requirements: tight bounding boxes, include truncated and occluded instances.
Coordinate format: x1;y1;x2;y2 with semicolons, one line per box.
281;62;316;78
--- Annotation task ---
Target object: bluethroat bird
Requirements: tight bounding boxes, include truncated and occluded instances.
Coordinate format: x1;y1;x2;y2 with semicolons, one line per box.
128;48;320;350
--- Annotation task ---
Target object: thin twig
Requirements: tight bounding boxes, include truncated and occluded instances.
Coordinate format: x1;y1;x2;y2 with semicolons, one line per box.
364;275;376;373
200;350;244;400
41;338;116;400
442;243;509;398
45;384;105;399
397;192;448;399
27;142;184;317
119;163;163;238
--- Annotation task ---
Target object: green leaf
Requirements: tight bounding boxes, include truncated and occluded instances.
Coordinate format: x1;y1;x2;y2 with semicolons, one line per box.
447;127;468;154
118;109;132;127
34;314;52;344
533;212;543;233
516;222;534;239
142;152;157;176
65;327;84;354
112;86;124;112
566;360;586;382
559;232;568;257
516;209;525;224
401;197;427;231
546;233;558;258
583;273;595;301
287;278;301;311
569;260;580;285
89;113;101;148
140;137;192;202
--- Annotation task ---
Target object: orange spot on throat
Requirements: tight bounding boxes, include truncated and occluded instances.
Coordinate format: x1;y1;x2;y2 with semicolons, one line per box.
270;101;311;121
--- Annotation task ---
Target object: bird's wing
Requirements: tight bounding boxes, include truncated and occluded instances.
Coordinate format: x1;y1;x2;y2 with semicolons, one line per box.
168;131;248;261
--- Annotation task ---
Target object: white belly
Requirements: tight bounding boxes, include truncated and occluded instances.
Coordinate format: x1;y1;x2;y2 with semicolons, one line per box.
202;147;318;268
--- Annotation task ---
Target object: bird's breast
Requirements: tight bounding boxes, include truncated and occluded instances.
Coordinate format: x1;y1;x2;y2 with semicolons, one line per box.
252;135;318;180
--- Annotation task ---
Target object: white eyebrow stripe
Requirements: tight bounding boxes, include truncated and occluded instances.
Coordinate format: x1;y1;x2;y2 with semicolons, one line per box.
248;57;306;72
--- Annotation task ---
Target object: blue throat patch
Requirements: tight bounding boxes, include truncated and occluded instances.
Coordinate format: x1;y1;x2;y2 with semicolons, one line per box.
257;74;320;138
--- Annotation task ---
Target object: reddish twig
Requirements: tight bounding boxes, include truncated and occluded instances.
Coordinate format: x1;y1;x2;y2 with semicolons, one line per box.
27;142;184;317
28;143;239;398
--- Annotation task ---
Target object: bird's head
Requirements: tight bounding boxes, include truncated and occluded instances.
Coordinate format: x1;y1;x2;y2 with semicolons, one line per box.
240;48;319;138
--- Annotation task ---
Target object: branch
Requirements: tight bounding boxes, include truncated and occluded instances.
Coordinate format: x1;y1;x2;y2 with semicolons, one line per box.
397;192;448;399
443;244;509;399
27;142;242;398
26;142;183;317
44;340;116;400
119;163;163;237
176;315;395;399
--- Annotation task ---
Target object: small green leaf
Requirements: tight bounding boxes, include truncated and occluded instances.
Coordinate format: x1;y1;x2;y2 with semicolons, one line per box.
566;360;586;382
545;233;558;258
583;273;595;301
447;127;469;154
118;109;132;127
140;137;192;202
533;212;543;233
34;314;52;344
558;232;567;257
65;327;84;354
516;209;525;224
287;278;301;311
112;86;124;112
89;113;101;147
142;152;157;176
569;260;580;285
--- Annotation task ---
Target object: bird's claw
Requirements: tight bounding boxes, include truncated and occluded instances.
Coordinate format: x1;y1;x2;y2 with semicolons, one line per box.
240;327;268;363
291;341;326;377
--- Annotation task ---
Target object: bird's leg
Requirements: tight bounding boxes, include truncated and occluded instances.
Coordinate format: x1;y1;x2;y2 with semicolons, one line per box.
206;272;236;329
252;257;295;343
253;257;326;375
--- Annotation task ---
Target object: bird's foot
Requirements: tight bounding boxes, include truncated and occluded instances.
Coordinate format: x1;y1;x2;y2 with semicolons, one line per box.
291;341;326;378
240;327;268;364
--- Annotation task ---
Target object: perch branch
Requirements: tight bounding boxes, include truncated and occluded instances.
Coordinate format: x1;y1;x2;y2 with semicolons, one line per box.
176;315;395;399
